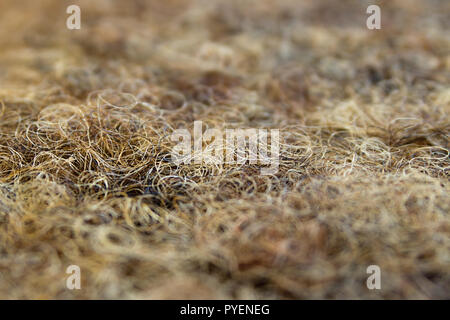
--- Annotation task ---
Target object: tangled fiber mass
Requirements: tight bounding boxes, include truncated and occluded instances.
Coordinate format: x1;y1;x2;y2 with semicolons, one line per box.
0;0;449;299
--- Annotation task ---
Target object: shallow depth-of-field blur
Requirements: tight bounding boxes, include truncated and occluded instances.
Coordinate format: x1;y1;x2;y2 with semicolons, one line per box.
0;0;448;299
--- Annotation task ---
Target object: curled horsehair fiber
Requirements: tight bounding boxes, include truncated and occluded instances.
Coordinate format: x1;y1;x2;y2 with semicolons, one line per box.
0;0;448;299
